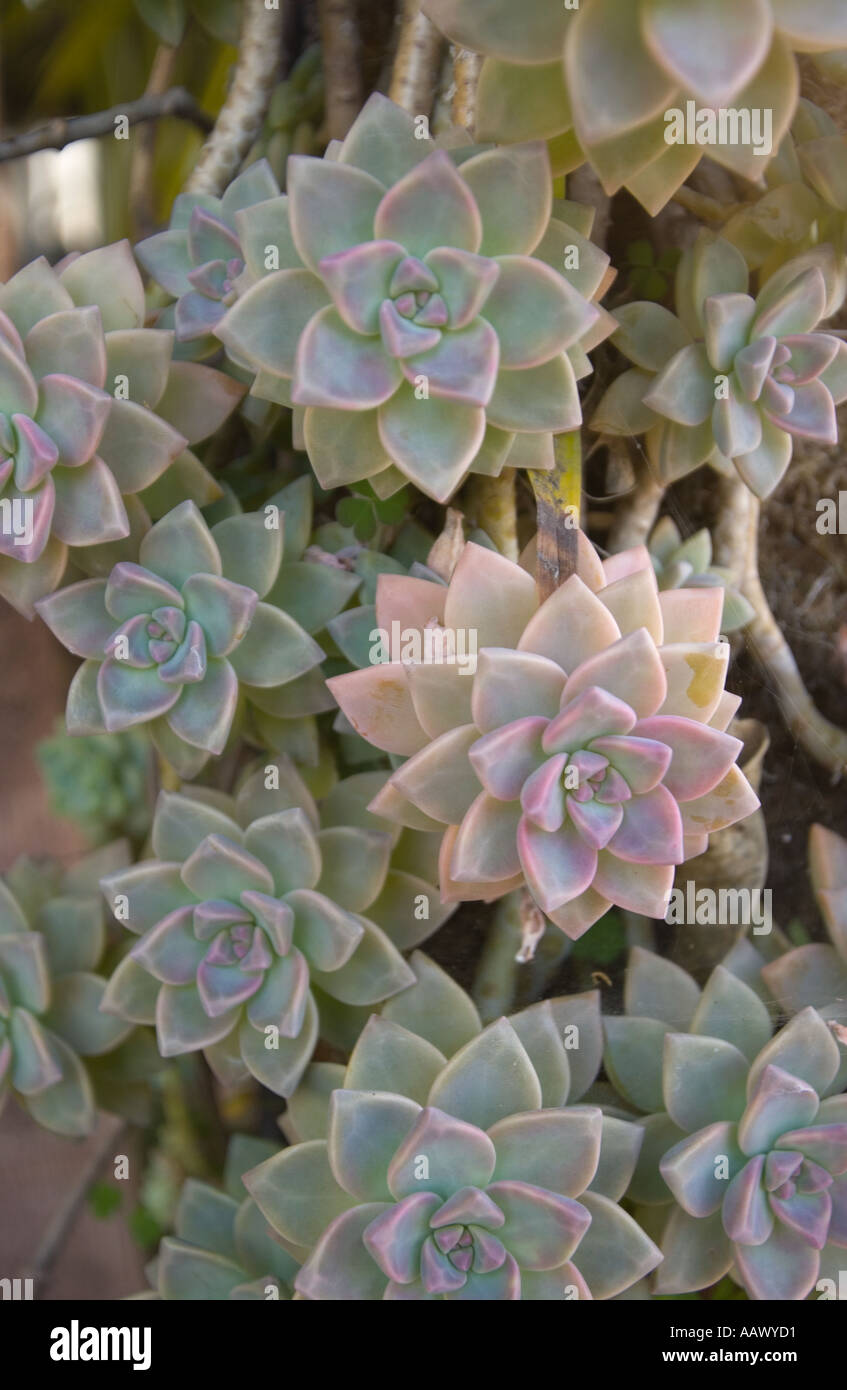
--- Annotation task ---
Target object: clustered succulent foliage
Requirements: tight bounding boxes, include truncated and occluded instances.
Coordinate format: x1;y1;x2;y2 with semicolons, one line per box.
6;2;847;1306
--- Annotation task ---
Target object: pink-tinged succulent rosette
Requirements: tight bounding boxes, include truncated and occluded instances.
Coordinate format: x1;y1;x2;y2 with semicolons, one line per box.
215;94;613;503
327;535;759;938
0;242;245;617
422;0;847;214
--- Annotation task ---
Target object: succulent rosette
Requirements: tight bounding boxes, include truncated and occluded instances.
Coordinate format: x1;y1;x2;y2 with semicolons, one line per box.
422;0;847;214
602;947;847;1298
646;517;753;633
327;534;758;939
761;825;847;1059
147;1135;300;1300
36;498;330;778
135;160;280;357
98;760;416;1097
593;235;847;499
246;966;660;1300
0;841;156;1138
215;93;613;503
0;242;245;617
725;100;847;276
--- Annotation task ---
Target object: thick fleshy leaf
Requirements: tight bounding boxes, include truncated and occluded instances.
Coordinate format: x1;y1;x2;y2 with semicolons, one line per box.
229;602;322;687
653;1206;734;1295
572;1191;662;1299
603;1015;667;1112
487;1180;590;1270
378;384;485;501
295;1204;391;1301
239;993;318;1097
329;1089;421;1202
310;916;414;1005
427;1018;542;1130
665;1032;749;1131
738;1064;820;1156
345;1016;447;1105
734;1222;820;1300
287;156;385;274
387;1106;496;1201
327;663;427;756
244;1138;353;1247
489;1109;601;1198
661;1120;745;1217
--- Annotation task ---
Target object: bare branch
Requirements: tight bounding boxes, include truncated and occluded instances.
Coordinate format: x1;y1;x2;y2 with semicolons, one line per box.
738;487;847;778
0;89;211;164
389;0;444;118
607;453;664;551
451;46;481;133
531;432;582;599
318;0;363;140
185;0;284;195
129;45;177;238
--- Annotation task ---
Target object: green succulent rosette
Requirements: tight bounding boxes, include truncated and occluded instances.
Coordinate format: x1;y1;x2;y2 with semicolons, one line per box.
593;235;847;498
216;92;613;504
145;1135;300;1300
603;947;847;1299
423;0;847;213
248;961;660;1300
98;757;417;1098
0;841;158;1137
36;495;337;779
0;242;245;617
136;161;281;359
647;517;754;633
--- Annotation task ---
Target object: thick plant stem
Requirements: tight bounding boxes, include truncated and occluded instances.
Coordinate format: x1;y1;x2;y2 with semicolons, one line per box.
451;47;481;132
129;45;176;237
531;431;582;599
389;0;444;117
318;0;362;140
608;455;664;552
185;0;283;194
740;491;847;777
472;892;522;1023
465;471;519;560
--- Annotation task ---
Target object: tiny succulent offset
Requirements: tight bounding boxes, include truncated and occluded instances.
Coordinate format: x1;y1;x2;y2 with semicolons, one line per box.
422;0;847;212
135;161;280;356
216;93;613;502
6;0;847;1309
329;534;759;938
593;235;847;497
645;518;754;633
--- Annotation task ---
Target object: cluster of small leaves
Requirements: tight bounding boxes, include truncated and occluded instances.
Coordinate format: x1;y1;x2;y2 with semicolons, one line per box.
37;721;153;847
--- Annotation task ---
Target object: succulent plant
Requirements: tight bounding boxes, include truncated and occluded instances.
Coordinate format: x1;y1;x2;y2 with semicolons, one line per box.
98;758;416;1097
646;517;754;632
135;161;280;357
327;533;758;939
246;965;661;1299
148;1135;300;1300
593;235;847;498
0;841;152;1137
36;496;332;779
725;100;847;277
0;242;245;617
422;0;847;213
37;720;153;846
215;92;613;503
760;824;847;1046
603;947;847;1298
